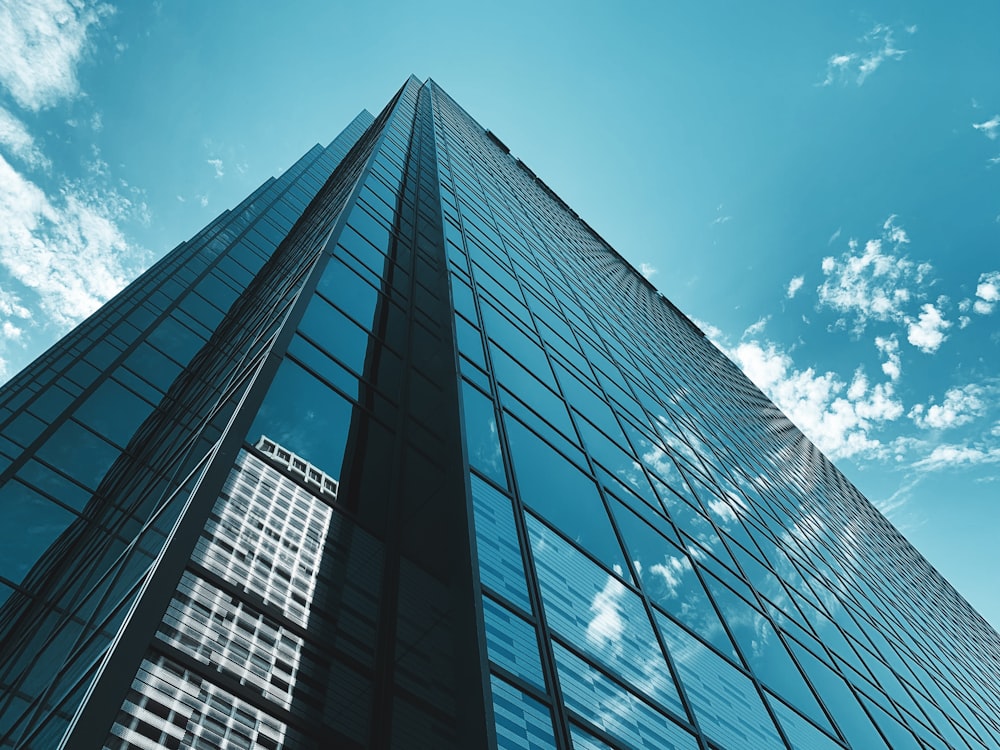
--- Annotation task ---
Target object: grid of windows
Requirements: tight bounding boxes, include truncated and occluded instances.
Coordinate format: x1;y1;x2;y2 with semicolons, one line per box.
432;81;1000;748
0;106;377;747
109;449;332;744
106;655;295;750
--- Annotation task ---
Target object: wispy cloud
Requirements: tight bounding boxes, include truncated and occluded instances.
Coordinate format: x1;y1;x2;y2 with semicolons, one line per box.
0;106;51;170
710;204;731;227
821;23;913;87
0;287;32;320
913;444;1000;472
786;275;804;299
0;286;33;378
973;115;1000;140
875;476;922;519
743;316;769;336
207;157;224;178
639;262;657;280
0;1;114;111
0;0;150;382
909;384;987;430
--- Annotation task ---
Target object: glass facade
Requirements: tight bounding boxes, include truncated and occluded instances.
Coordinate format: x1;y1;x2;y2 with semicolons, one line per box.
0;76;998;748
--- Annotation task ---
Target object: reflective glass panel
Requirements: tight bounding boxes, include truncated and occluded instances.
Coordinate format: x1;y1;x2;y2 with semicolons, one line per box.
482;596;544;689
247;359;354;477
656;613;784;749
472;475;531;610
552;642;696;750
461;381;505;486
526;516;681;713
0;480;77;585
506;418;626;573
490;674;556;750
611;501;736;659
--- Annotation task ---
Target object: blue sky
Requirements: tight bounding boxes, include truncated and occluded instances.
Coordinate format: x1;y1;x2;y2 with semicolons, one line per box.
0;1;997;628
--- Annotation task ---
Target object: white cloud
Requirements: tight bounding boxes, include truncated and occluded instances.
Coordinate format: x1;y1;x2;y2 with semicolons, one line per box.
0;287;32;320
639;262;657;280
856;24;908;84
909;384;987;430
1;320;23;341
586;575;625;654
0;153;145;328
743;315;769;336
0;0;114;111
0;106;50;170
973;115;1000;140
648;557;686;599
821;23;909;87
875;476;921;519
207;157;224;178
198;194;209;207
691;316;724;344
906;303;950;353
818;218;932;334
882;214;908;245
786;275;804;299
846;369;867;400
730;340;902;460
973;270;1000;314
913;444;1000;472
874;334;901;381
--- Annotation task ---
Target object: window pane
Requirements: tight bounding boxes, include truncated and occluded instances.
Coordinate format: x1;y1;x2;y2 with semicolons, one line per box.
36;420;121;490
0;480;77;585
527;515;681;714
73;379;155;448
482;596;544;689
611;501;736;660
297;295;372;378
704;573;828;728
506;418;625;573
471;475;530;610
461;381;505;486
553;642;696;750
490;674;555;750
247;359;355;480
769;696;843;750
316;256;382;332
656;613;784;749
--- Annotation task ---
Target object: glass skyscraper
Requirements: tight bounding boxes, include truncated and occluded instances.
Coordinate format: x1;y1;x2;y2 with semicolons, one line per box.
0;76;997;749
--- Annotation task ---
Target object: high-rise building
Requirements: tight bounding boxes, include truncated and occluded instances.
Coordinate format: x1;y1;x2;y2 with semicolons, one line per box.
0;76;997;749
